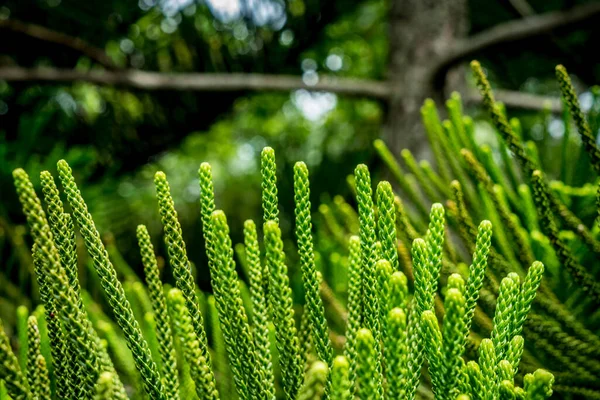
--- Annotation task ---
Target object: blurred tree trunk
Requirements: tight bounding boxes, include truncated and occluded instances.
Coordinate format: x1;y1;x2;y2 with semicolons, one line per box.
386;0;468;156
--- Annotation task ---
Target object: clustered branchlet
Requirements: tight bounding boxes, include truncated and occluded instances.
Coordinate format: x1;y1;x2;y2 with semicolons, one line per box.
12;59;600;400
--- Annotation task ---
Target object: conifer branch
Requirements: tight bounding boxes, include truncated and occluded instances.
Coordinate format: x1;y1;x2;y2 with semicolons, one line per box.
402;149;440;201
461;150;535;267
57;160;165;399
385;307;407;399
355;328;382;400
294;162;333;367
506;335;524;378
373;140;429;218
29;246;72;399
471;61;536;178
376;181;399;271
422;310;445;398
153;171;216;389
208;211;263;399
354;165;380;333
297;361;328;400
514;262;544;337
198;162;217;273
530;170;600;303
463;220;492;337
167;289;219;400
264;220;303;399
39;172;94;396
261;147;280;224
330;356;352;400
491;274;520;361
93;372;117;400
0;318;32;400
244;219;276;399
343;236;362;393
405;238;430;400
14;168;100;398
478;339;498;399
466;361;484;398
524;369;554;399
207;295;231;397
63;211;129;399
555;65;600;173
420;101;454;184
389;271;409;310
472;61;600;289
136;225;181;400
441;286;468;399
425;203;445;296
375;259;393;341
354;164;384;395
26;316;50;400
394;196;420;243
35;356;51;400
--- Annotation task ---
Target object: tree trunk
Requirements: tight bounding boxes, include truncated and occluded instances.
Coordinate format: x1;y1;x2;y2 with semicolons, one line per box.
385;0;469;157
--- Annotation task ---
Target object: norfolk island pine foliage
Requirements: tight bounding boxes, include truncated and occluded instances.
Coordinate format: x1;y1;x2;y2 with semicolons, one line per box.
3;59;600;399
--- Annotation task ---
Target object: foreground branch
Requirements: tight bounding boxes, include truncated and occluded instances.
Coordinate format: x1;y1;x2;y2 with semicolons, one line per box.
0;19;118;70
0;67;392;99
434;2;600;75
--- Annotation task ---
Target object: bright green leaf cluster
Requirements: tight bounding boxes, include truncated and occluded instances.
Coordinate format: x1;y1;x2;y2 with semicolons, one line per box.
4;135;560;400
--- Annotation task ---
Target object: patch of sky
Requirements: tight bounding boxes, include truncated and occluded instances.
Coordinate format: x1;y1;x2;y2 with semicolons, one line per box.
292;90;337;122
153;0;286;27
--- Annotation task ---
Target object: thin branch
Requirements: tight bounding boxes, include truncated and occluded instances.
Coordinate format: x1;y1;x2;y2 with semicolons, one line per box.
0;67;392;99
465;89;562;113
0;19;118;70
0;66;561;112
434;2;600;76
508;0;535;17
505;0;583;71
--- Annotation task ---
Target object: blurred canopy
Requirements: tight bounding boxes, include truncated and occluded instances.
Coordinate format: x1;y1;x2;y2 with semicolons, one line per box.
2;0;600;290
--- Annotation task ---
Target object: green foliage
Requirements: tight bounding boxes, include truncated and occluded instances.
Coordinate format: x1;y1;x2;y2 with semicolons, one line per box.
384;307;407;399
11;63;599;397
297;361;328;400
58;160;165;400
354;164;383;383
530;170;600;302
354;60;600;399
555;65;600;173
154;170;217;394
342;235;362;392
208;210;263;399
5;147;550;400
26;316;51;400
330;356;351;400
355;328;382;400
94;372;116;400
136;225;180;400
167;288;219;400
243;219;276;399
13;168;99;398
294;162;333;368
264;219;304;399
0;318;30;400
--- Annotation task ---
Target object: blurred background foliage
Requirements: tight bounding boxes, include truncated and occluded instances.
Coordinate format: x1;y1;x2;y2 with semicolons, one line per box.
1;0;600;316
